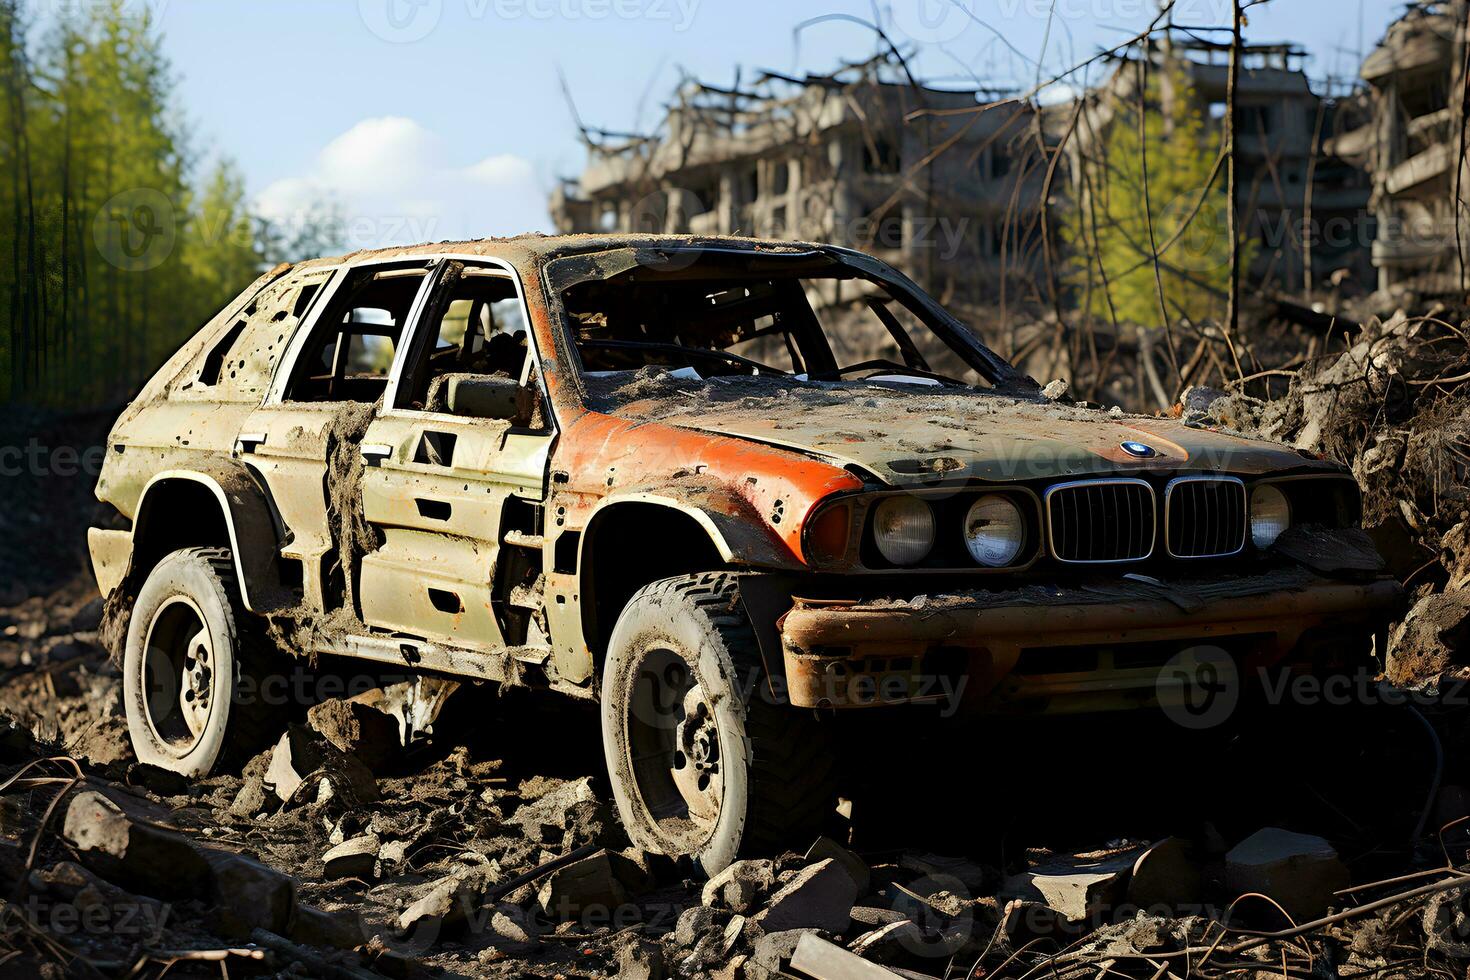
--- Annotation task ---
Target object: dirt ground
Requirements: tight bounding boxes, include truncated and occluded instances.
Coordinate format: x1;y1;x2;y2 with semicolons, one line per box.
2;309;1470;979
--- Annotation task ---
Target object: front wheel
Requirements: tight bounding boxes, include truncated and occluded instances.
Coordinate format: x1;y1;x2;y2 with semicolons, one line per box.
122;547;276;776
600;573;839;875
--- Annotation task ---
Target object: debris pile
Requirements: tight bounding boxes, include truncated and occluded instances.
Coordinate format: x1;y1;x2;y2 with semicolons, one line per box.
1187;309;1470;687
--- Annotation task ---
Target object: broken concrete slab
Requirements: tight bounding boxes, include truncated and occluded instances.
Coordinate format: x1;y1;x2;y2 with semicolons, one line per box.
790;931;905;979
806;836;870;894
508;776;600;844
307;695;402;772
397;865;498;935
899;851;990;894
536;849;638;921
746;929;819;980
671;905;722;948
322;834;380;881
1126;837;1202;912
848;918;924;962
202;849;298;940
265;724;379;809
1225;828;1349;922
615;934;669;980
701;858;776;913
752;858;857;934
999;849;1138;923
288;903;364;950
62;791;210;901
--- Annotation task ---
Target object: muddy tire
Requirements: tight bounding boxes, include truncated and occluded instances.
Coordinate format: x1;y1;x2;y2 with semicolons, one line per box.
600;573;839;875
122;547;277;777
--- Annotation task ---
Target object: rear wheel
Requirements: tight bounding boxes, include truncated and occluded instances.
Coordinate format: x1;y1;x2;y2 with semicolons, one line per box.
122;547;276;776
600;573;839;875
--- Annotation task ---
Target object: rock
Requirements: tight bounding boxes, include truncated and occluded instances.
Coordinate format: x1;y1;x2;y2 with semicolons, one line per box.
671;905;721;948
746;929;816;980
1042;379;1070;402
29;861;170;942
615;935;668;980
228;773;270;819
537;849;634;921
1387;590;1470;686
483;902;539;948
307;696;402;772
62;791;211;900
379;839;411;871
202;849;298;939
701;858;776;913
791;932;907;979
508;777;599;843
1127;838;1201;913
999;849;1137;923
288;903;364;949
806;836;870;894
752;858;857;934
265;724;378;808
899;852;990;894
398;866;496;935
849;919;924;962
322;834;380;881
850;906;910;928
1225;828;1348;922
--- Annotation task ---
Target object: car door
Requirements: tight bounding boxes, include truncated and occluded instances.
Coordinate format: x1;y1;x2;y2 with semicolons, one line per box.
242;259;436;616
356;260;555;658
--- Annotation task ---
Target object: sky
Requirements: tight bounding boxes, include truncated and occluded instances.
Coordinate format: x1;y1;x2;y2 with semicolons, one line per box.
89;0;1406;249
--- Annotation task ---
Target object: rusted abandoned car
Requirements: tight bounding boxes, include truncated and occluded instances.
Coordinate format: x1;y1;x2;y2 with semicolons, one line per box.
90;234;1402;872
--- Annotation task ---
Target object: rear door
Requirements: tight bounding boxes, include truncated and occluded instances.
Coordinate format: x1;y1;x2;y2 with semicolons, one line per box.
356;260;555;656
243;259;436;615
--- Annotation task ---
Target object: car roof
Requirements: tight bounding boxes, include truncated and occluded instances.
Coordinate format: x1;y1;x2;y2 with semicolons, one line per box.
289;233;831;273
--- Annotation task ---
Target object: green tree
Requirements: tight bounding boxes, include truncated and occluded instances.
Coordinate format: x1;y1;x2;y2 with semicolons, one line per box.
1073;59;1244;327
0;0;297;409
183;160;263;325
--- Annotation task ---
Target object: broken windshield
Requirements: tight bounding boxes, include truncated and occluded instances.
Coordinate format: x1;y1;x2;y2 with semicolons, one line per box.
547;247;1025;405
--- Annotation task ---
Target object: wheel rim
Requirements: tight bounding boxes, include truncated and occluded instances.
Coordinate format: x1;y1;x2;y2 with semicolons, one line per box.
140;596;216;755
625;648;723;849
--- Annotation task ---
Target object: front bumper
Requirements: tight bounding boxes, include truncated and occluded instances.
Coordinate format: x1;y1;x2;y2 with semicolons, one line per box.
777;568;1403;712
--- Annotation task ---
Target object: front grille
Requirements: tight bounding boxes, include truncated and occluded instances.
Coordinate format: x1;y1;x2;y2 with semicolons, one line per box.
1046;479;1155;563
1165;477;1247;558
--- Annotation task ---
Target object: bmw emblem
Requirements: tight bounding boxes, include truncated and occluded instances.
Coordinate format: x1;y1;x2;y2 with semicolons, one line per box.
1121;441;1158;459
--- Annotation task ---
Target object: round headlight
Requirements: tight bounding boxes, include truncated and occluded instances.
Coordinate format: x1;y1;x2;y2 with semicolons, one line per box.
964;495;1026;567
1250;484;1291;549
872;496;935;566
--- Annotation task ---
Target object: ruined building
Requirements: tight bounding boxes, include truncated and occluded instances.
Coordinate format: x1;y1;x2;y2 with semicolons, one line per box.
1068;39;1374;298
550;59;1051;308
1332;0;1469;297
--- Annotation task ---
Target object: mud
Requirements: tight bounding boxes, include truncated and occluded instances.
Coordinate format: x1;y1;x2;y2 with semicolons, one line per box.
323;400;383;617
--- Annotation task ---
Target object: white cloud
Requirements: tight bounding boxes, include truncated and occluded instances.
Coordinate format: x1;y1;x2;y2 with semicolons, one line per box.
255;116;551;253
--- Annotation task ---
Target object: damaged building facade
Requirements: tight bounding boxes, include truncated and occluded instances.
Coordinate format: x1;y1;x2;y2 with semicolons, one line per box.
552;48;1388;312
1333;0;1470;297
549;61;1050;307
1068;39;1375;296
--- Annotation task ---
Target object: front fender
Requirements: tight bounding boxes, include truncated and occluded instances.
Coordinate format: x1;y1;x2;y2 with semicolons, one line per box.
585;486;803;570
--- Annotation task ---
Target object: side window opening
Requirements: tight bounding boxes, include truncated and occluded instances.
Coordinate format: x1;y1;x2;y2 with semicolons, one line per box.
285;265;429;403
397;267;533;417
190;268;334;401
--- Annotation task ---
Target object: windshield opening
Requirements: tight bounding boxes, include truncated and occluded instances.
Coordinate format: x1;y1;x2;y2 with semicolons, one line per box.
552;249;1009;398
